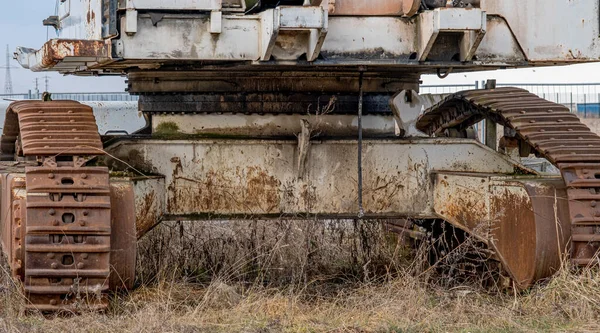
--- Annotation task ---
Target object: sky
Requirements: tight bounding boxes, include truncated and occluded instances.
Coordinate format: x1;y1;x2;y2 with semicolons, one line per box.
0;1;125;93
1;1;600;93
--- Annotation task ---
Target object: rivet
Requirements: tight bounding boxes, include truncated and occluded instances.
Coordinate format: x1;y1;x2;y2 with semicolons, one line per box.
48;173;55;179
77;262;85;269
70;119;75;123
50;299;57;306
592;201;597;208
595;210;600;217
68;110;73;114
540;129;546;132
51;263;58;269
72;129;77;132
47;253;55;259
548;110;554;113
80;220;86;226
52;220;59;226
38;110;44;114
81;173;87;179
520;110;526;114
530;120;536;123
81;253;89;259
82;211;89;216
49;209;55;216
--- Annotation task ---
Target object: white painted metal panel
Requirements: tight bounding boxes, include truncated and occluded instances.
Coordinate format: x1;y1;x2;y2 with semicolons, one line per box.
125;0;222;10
118;15;261;60
482;0;600;61
57;0;103;40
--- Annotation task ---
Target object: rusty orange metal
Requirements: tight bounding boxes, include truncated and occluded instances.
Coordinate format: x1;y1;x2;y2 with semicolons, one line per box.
0;100;125;311
419;87;600;270
109;182;137;290
433;173;570;289
330;0;420;16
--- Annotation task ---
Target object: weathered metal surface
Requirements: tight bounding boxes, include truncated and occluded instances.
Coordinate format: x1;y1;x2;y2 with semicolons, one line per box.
0;101;117;311
391;90;446;137
151;114;396;137
16;1;600;74
109;181;137;290
129;72;419;94
133;177;166;238
417;8;487;62
15;40;110;72
104;138;525;219
0;101;145;136
56;0;103;40
3;101;104;156
24;166;111;311
433;173;570;289
482;1;600;62
328;0;418;16
417;87;600;267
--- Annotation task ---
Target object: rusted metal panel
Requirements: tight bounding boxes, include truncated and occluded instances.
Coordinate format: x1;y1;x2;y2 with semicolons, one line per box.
15;40;111;72
329;0;419;16
133;177;166;238
433;172;570;289
104;138;522;219
4;101;104;156
109;181;137;290
417;87;600;266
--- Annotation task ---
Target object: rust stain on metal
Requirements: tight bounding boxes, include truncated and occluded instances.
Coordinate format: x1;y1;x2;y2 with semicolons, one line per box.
136;190;160;238
36;39;109;69
168;165;281;215
0;101;117;311
419;87;600;268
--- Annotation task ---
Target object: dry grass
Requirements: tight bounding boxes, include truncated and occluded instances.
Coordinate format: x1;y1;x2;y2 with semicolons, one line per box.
1;220;600;332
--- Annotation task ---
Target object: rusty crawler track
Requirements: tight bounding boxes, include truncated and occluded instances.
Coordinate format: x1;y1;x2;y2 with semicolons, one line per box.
2;101;110;311
416;87;600;266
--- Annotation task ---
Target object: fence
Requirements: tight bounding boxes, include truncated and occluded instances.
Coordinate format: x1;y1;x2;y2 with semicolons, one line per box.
421;82;600;117
0;92;137;102
2;84;600;116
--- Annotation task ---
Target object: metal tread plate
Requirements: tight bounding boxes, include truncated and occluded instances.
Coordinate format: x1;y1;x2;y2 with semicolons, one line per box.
416;87;600;266
2;101;104;157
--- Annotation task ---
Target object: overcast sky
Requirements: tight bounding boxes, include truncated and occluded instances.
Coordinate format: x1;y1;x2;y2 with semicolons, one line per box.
0;1;124;93
1;1;600;94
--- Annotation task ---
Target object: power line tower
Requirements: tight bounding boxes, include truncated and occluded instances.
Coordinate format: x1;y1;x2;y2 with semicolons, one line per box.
2;45;14;94
42;75;51;92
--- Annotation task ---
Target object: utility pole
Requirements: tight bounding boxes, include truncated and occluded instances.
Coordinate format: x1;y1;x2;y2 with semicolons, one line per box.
1;45;16;95
43;75;50;92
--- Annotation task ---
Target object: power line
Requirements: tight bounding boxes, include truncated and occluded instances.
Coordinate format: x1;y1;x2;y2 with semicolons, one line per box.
0;45;18;95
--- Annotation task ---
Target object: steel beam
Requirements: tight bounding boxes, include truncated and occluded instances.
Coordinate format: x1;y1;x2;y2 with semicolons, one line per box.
104;138;531;221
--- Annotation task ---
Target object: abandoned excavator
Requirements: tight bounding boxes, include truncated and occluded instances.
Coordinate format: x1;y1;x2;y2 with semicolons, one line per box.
3;0;600;310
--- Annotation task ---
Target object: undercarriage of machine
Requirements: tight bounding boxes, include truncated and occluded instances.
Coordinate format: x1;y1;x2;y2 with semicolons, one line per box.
6;0;600;311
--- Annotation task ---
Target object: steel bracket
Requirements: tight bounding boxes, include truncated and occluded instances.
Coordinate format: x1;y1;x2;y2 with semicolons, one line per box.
260;6;329;61
418;8;487;62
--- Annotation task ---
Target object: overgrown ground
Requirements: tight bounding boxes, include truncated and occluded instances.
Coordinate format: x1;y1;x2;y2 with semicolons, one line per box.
1;220;600;332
